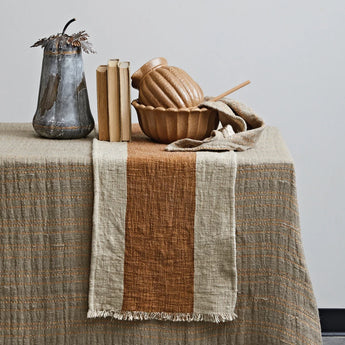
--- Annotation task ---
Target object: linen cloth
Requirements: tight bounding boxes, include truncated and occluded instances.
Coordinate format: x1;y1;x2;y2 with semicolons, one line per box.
166;98;265;152
0;123;322;345
88;134;238;322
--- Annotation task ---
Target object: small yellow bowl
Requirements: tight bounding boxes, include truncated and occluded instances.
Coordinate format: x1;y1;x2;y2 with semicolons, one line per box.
132;100;219;144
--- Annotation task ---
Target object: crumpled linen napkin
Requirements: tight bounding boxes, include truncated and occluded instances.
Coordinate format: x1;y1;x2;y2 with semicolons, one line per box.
165;98;265;152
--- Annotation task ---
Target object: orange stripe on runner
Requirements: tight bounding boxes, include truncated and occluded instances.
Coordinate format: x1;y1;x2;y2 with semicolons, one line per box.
122;129;196;313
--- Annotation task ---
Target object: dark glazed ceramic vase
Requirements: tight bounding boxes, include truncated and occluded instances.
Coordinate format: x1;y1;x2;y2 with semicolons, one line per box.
32;20;94;139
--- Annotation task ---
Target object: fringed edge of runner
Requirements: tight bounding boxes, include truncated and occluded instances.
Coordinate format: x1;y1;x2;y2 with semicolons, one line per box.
87;310;237;323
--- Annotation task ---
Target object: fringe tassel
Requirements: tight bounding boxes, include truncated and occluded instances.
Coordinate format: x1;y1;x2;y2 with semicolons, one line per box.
87;310;238;323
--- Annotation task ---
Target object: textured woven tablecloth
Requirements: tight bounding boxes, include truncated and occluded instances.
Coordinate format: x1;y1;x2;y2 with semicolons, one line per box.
0;123;322;345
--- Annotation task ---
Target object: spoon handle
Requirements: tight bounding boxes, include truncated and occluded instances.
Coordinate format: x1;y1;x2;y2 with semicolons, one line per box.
209;80;251;102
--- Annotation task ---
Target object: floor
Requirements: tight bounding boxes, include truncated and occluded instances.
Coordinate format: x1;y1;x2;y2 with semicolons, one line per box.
323;336;345;344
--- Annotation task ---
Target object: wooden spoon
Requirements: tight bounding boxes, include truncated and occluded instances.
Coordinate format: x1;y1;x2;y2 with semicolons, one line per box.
208;80;251;102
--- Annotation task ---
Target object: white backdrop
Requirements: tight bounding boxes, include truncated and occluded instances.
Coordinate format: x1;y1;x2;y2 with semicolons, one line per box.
0;0;344;307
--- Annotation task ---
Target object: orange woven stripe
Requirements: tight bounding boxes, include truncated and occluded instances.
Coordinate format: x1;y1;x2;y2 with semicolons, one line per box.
122;131;196;313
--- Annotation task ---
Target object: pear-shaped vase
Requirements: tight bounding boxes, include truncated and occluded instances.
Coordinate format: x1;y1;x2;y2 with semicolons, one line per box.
33;37;94;139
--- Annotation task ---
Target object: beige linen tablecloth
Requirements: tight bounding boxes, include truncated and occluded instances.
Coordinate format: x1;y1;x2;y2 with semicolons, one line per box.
0;123;322;345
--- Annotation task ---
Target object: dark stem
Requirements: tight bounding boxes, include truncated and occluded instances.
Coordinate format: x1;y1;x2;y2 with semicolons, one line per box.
62;18;76;35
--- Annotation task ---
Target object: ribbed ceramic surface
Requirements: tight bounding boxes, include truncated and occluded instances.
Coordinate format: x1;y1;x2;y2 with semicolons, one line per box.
132;100;219;144
132;57;204;109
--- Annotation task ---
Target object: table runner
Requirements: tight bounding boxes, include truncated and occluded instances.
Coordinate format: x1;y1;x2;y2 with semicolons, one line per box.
0;123;322;344
88;134;237;322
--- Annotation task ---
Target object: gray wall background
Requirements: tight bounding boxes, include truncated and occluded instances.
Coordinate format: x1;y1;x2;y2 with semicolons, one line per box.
0;0;344;307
